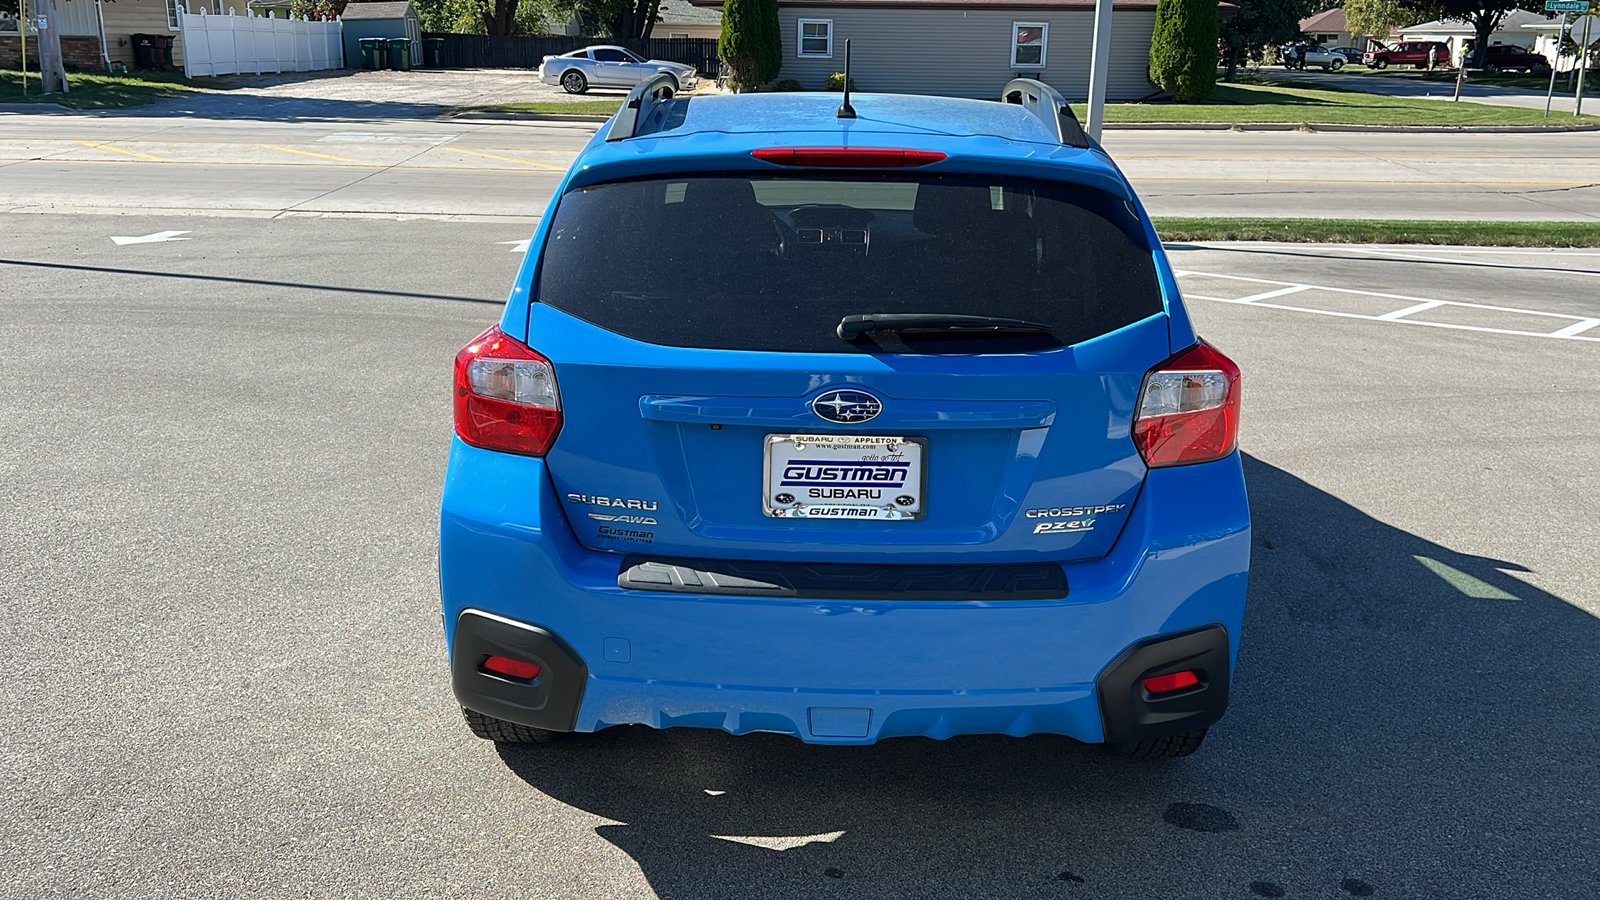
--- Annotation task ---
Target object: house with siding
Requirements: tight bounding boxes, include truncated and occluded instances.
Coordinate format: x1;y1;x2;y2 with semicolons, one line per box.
689;0;1176;101
0;0;235;72
655;0;722;38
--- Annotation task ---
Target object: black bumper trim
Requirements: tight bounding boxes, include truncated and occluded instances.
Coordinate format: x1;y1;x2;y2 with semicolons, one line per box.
451;610;587;732
1095;624;1231;744
617;555;1068;601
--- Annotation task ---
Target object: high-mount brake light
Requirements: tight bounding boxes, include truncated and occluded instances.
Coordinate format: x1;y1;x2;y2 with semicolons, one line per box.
750;147;948;168
453;325;562;457
1132;340;1241;468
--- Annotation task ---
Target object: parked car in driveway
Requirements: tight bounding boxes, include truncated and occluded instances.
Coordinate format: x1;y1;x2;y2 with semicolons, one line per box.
1282;44;1348;71
1481;45;1551;73
538;46;699;94
1328;47;1370;66
441;78;1249;759
1365;41;1450;69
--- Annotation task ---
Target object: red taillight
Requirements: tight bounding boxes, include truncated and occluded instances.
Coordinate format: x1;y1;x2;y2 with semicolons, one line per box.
482;655;541;680
1142;670;1200;694
1132;340;1240;468
453;325;562;457
750;147;948;167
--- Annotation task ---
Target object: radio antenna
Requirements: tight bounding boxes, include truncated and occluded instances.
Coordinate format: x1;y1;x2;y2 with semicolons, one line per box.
836;39;856;119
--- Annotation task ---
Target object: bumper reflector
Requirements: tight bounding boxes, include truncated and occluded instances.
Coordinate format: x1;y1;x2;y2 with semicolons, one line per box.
482;655;541;680
1142;670;1199;694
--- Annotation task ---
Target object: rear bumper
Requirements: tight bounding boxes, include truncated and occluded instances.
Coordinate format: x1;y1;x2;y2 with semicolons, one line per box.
441;439;1249;745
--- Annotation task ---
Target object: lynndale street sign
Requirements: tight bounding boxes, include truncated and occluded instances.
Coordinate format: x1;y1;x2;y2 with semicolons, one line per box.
1545;1;1589;11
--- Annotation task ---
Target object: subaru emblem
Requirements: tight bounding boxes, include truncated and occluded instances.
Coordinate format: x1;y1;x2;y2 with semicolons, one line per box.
811;389;883;424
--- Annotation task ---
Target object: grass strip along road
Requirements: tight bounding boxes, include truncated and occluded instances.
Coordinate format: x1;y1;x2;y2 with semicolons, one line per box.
1154;218;1600;247
0;69;221;108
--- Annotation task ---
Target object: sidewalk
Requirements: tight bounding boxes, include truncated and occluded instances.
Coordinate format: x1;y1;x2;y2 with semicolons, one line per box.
1270;67;1596;115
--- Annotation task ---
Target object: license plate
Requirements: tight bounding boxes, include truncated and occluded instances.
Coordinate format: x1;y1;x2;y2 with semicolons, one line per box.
763;434;926;520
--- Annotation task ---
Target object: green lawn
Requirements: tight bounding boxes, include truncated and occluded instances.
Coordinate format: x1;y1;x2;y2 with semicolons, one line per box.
1152;217;1600;247
1075;80;1600;126
457;100;623;117
0;69;220;109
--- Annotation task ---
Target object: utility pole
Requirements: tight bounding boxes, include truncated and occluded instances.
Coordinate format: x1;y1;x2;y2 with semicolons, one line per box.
33;0;69;94
1085;0;1113;142
1578;14;1594;115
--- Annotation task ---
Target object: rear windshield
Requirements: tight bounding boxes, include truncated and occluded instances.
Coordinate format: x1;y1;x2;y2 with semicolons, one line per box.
535;174;1162;353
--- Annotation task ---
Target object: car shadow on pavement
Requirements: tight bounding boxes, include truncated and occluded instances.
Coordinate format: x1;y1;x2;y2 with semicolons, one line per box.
494;453;1598;899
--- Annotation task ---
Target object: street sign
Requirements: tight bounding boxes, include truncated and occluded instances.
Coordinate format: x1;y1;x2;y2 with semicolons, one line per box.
1545;1;1589;11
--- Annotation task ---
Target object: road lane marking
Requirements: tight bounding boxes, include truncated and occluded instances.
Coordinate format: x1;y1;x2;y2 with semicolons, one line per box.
443;147;565;169
498;239;531;252
110;231;191;245
1415;557;1519;601
71;140;170;161
1234;285;1311;303
1377;300;1448;320
260;144;363;163
1176;270;1600;342
1136;177;1598;186
1550;318;1600;337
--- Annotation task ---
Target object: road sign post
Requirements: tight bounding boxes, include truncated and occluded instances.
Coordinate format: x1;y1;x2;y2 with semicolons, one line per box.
1546;12;1571;116
1577;13;1594;116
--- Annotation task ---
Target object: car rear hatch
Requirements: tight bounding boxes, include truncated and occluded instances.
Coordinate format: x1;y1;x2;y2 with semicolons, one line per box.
531;165;1172;564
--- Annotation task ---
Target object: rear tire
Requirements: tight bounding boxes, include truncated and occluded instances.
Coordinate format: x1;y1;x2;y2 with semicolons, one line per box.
1107;727;1208;760
561;70;587;94
462;707;561;744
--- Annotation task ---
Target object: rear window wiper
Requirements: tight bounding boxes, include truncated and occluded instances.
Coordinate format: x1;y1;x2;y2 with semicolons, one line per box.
837;313;1055;340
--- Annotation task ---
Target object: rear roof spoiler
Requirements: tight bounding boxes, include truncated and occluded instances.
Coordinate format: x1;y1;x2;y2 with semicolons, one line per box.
607;73;681;142
1001;78;1091;149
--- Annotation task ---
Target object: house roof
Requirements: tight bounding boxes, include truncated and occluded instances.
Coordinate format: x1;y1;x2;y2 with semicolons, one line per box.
1401;9;1554;34
1299;8;1345;33
657;0;722;26
689;0;1164;10
341;1;417;20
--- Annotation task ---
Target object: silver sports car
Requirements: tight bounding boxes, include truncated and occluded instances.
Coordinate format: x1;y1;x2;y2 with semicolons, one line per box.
538;46;699;94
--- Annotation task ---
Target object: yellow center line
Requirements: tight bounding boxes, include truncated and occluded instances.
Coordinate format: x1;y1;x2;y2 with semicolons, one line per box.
70;140;170;162
260;144;364;163
442;146;565;169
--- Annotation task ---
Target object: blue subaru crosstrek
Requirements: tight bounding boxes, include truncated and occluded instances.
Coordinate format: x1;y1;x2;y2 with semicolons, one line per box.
440;77;1248;759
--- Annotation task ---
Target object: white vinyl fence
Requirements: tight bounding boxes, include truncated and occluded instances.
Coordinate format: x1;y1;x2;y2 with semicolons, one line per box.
180;9;343;78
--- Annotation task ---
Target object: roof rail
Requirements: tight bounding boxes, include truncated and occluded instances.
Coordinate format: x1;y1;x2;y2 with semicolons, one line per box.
1001;78;1091;149
606;73;679;142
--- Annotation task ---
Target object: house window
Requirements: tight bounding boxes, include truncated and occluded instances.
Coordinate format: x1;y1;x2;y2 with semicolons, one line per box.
167;0;181;28
798;19;832;58
1012;22;1047;68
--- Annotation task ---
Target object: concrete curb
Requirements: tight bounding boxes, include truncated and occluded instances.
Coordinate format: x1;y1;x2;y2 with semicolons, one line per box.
445;110;614;122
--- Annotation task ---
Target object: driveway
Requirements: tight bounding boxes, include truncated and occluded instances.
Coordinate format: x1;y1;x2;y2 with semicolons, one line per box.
1270;67;1592;115
125;68;629;120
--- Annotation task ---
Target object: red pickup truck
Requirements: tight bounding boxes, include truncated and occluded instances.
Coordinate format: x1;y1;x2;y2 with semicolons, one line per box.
1364;41;1451;69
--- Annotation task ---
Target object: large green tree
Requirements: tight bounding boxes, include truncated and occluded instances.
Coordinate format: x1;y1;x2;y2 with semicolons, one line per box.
1150;0;1221;100
1343;0;1418;44
718;0;780;90
1419;0;1545;66
1220;0;1315;80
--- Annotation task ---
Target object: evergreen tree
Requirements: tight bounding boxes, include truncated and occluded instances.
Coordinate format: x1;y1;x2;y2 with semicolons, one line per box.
1149;0;1220;101
719;0;781;90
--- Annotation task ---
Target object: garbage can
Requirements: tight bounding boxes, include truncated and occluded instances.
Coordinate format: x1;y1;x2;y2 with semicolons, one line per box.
358;37;387;71
156;34;175;70
130;33;161;70
386;37;413;71
422;37;445;69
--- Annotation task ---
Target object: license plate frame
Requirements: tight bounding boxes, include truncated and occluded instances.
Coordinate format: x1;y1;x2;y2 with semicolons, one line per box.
763;434;927;520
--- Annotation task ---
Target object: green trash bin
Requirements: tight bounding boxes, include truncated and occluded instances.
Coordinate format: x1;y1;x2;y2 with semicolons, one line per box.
358;37;387;71
387;37;413;71
423;37;445;69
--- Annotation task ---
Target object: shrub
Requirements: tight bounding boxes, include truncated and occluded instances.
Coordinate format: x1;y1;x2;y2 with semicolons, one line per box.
773;79;803;92
719;0;782;92
1148;0;1218;102
823;72;858;92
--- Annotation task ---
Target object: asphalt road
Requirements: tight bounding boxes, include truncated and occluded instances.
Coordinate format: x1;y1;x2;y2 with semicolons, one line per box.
4;112;1599;221
2;202;1597;898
